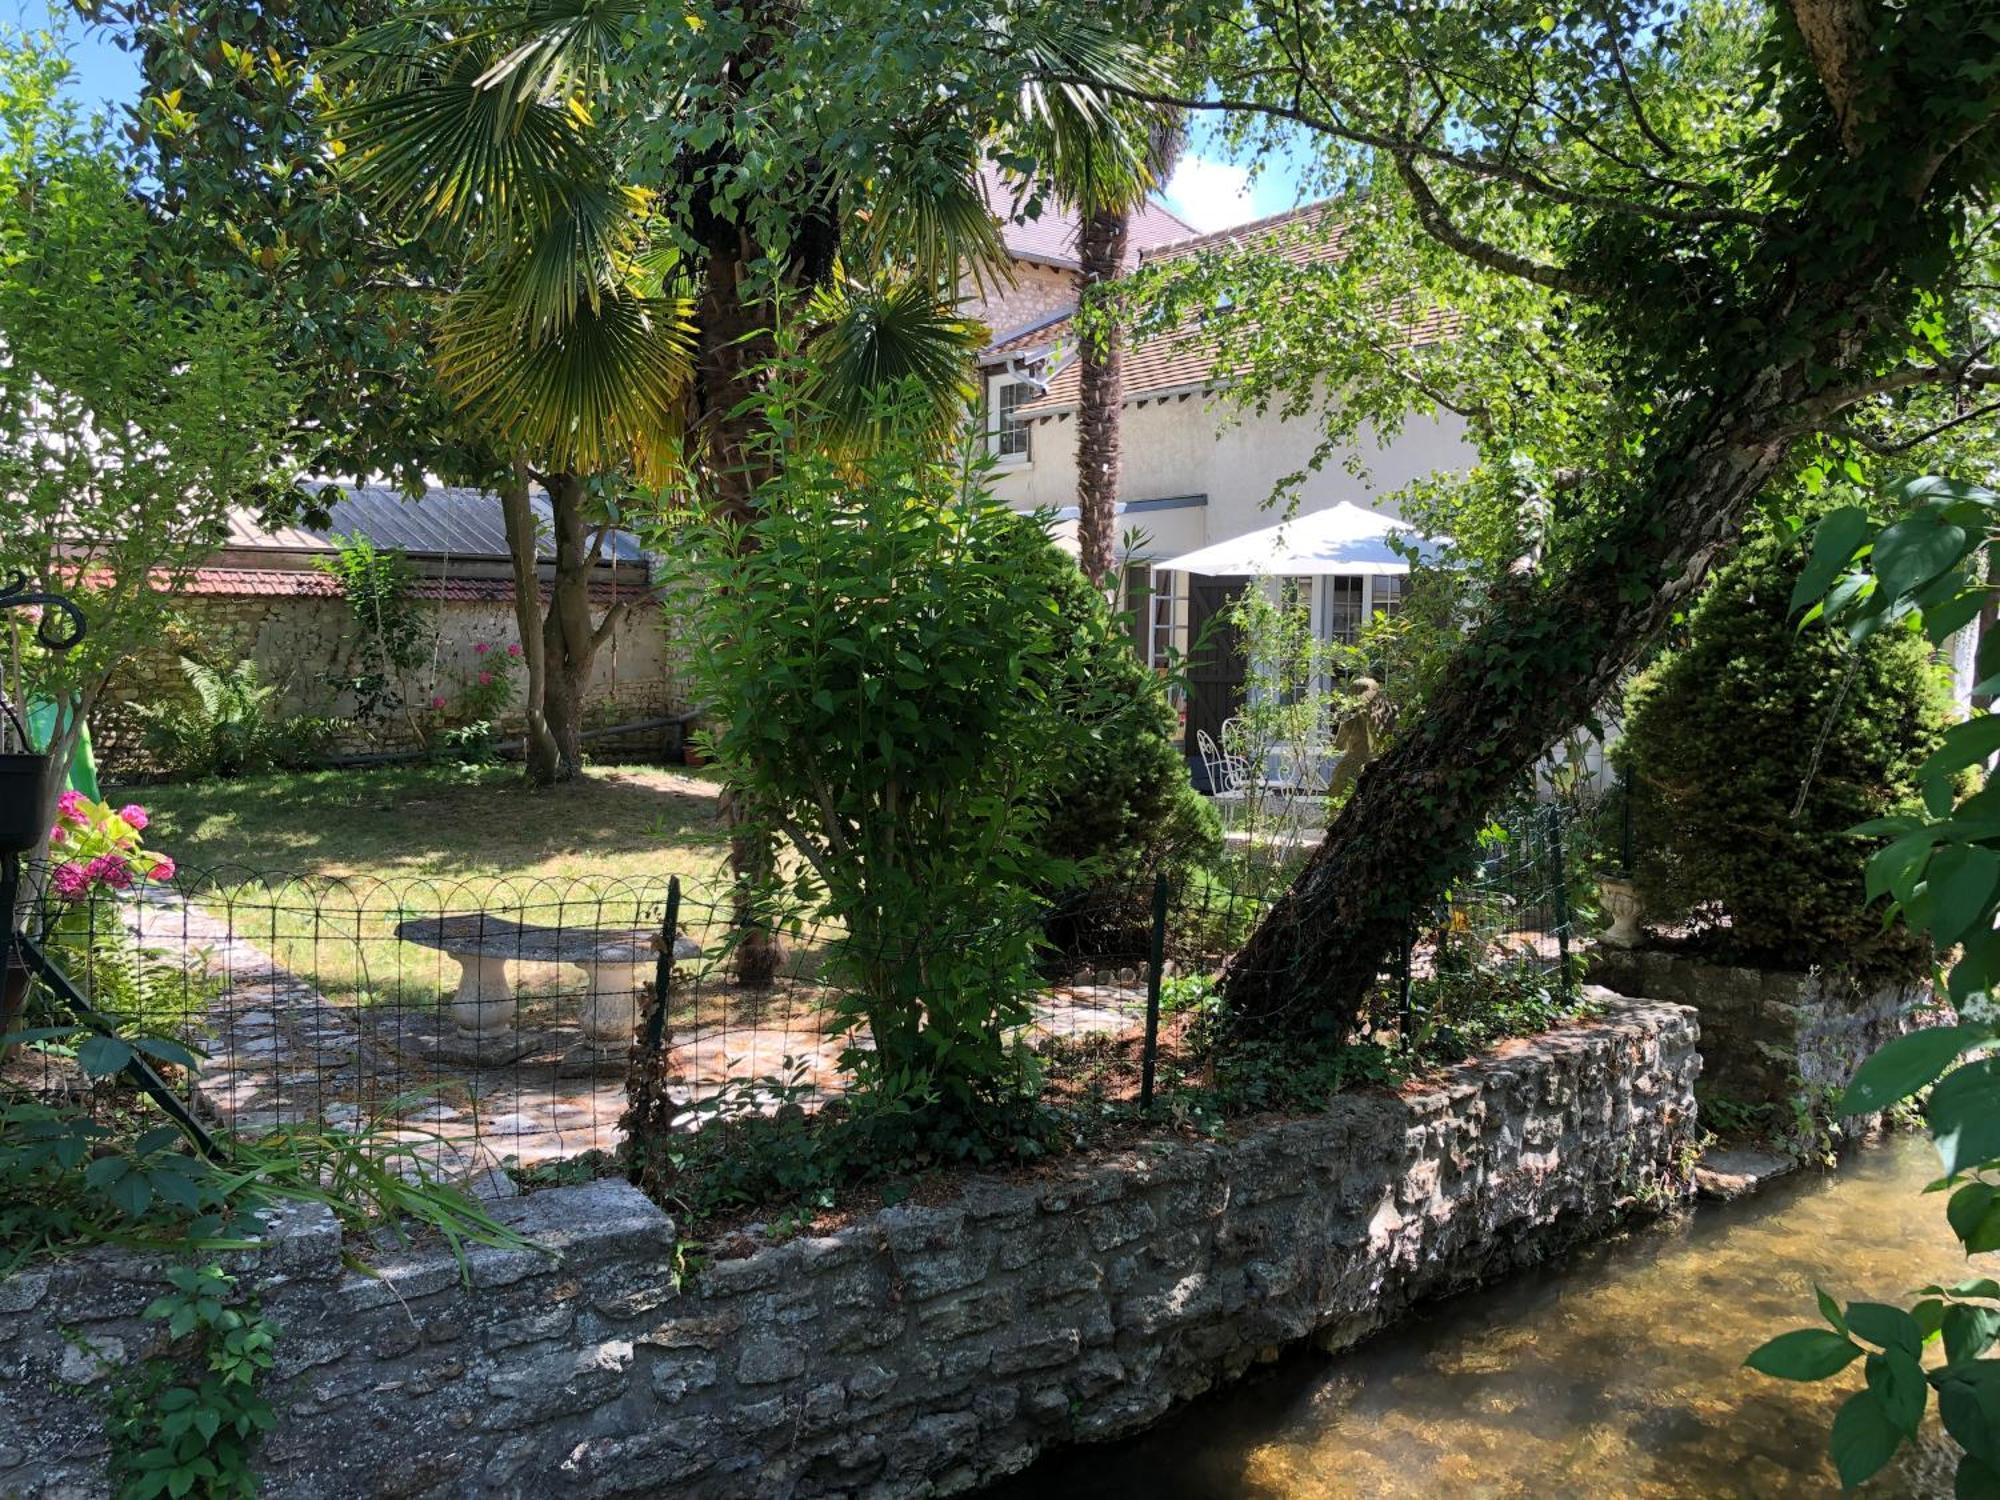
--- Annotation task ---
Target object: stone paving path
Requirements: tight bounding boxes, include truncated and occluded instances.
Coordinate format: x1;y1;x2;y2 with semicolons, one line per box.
120;891;1154;1178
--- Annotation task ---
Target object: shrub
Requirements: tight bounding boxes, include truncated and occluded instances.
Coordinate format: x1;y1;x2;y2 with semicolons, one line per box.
1025;544;1221;953
138;658;341;779
682;399;1112;1125
1617;521;1956;973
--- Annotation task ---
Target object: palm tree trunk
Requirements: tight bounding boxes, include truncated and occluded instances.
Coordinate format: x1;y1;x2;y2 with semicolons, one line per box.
695;237;788;988
1073;206;1132;589
499;467;563;785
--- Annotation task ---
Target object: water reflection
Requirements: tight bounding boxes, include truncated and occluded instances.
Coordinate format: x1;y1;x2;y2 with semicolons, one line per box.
998;1136;1978;1498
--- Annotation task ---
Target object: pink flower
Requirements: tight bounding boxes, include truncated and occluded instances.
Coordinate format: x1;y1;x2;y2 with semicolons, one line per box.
56;789;85;821
48;824;64;844
506;643;522;658
118;804;149;831
50;862;92;900
477;671;493;686
430;695;447;710
149;855;176;884
474;642;491;655
85;853;132;891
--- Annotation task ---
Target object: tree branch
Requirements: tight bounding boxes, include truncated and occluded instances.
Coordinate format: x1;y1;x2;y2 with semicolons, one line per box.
1389;150;1607;298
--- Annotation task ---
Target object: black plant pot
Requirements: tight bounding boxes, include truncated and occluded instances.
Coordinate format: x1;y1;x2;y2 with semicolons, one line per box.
0;752;51;855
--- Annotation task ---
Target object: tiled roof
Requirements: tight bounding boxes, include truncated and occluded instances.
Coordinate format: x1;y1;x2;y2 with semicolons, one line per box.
227;482;647;566
1020;200;1460;414
978;162;1195;271
176;567;651;604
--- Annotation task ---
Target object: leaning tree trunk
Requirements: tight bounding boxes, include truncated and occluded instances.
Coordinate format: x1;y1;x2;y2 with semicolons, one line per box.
695;237;789;988
1221;382;1801;1032
1073;206;1132;589
1217;0;1995;1036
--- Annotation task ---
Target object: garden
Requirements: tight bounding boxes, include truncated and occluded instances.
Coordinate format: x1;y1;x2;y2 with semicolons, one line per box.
2;0;2000;1497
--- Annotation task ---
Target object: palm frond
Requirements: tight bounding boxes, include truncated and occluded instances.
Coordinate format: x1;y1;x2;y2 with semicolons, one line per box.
497;180;654;335
327;17;610;241
434;277;696;484
802;281;983;458
997;10;1174;214
851;159;1012;293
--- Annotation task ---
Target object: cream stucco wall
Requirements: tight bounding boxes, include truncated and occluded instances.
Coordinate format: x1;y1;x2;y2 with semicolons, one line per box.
990;390;1474;562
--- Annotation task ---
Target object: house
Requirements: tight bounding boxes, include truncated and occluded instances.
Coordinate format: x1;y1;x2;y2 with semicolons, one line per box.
968;199;1475;757
94;484;673;769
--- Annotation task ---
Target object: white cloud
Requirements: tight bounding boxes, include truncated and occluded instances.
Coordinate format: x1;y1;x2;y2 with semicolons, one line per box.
1162;156;1258;234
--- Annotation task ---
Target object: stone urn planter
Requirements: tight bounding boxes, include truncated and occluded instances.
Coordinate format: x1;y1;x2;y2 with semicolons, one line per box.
1596;875;1646;949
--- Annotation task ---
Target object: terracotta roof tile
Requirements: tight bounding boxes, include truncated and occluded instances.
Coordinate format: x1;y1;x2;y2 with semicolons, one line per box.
174;568;650;605
1020;199;1460;414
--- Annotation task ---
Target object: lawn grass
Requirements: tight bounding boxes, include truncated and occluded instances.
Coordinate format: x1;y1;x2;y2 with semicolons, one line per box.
109;761;755;1013
125;760;732;889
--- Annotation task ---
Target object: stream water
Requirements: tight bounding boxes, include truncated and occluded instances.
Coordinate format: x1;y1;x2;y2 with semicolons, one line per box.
996;1136;1982;1498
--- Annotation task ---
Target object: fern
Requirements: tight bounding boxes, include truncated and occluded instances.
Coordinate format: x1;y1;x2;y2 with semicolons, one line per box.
137;657;341;780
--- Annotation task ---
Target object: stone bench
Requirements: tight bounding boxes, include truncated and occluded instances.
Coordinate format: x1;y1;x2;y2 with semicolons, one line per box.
395;915;701;1063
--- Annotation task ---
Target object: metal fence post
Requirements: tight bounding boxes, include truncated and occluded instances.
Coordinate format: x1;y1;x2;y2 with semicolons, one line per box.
1547;803;1573;1000
645;876;681;1054
1140;870;1169;1111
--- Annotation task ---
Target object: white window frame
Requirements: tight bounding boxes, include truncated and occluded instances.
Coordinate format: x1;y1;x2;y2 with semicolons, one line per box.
986;370;1033;467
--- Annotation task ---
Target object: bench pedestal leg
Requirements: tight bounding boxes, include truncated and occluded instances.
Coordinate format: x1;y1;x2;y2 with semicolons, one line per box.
576;962;644;1047
449;955;518;1039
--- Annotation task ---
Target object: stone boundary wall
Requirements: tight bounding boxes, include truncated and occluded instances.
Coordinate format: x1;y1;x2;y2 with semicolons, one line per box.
94;594;679;772
1;996;1697;1500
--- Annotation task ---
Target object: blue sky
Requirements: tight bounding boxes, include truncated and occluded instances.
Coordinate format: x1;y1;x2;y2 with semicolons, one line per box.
8;2;137;114
13;4;1298;233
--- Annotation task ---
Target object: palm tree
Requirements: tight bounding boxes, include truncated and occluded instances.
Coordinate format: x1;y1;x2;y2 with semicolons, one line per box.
330;0;1173;980
1070;119;1185;589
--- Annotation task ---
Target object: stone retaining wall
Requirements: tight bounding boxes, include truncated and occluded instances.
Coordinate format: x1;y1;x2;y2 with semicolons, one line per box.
0;995;1698;1500
1587;947;1924;1125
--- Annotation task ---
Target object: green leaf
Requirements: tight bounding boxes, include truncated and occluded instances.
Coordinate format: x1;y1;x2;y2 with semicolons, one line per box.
1866;1348;1928;1437
1874;514;1970;604
1949;1182;2000;1250
1847;1302;1924;1355
1830;1388;1905;1489
1840;1026;1987;1115
76;1034;134;1077
1940;1363;2000;1467
1745;1327;1863;1381
1793;505;1875;615
1819;1283;1850;1333
1922;716;2000;783
1927;845;2000;945
1945;1303;2000;1364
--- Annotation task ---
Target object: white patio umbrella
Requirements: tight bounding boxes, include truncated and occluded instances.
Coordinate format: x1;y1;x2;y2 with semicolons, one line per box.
1153;501;1445;577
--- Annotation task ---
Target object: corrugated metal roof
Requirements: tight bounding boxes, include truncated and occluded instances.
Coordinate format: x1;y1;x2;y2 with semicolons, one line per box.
227;482;647;566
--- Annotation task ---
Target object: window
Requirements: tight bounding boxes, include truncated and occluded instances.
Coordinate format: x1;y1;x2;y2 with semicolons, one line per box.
986;369;1035;464
1372;574;1407;620
1326;576;1365;645
1122;563;1152;660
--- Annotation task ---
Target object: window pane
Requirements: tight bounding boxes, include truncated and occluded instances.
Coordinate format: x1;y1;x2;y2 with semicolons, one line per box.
1327;576;1364;644
1372;574;1406;618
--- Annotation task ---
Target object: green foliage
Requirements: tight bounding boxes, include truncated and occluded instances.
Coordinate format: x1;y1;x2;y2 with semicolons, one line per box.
105;1266;277;1500
1028;543;1220;951
679;382;1109;1120
1619;520;1954;972
1746;475;2000;1494
1389;956;1594;1069
316;534;433;728
0;28;294;821
649;1065;1064;1235
139;659;341;781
